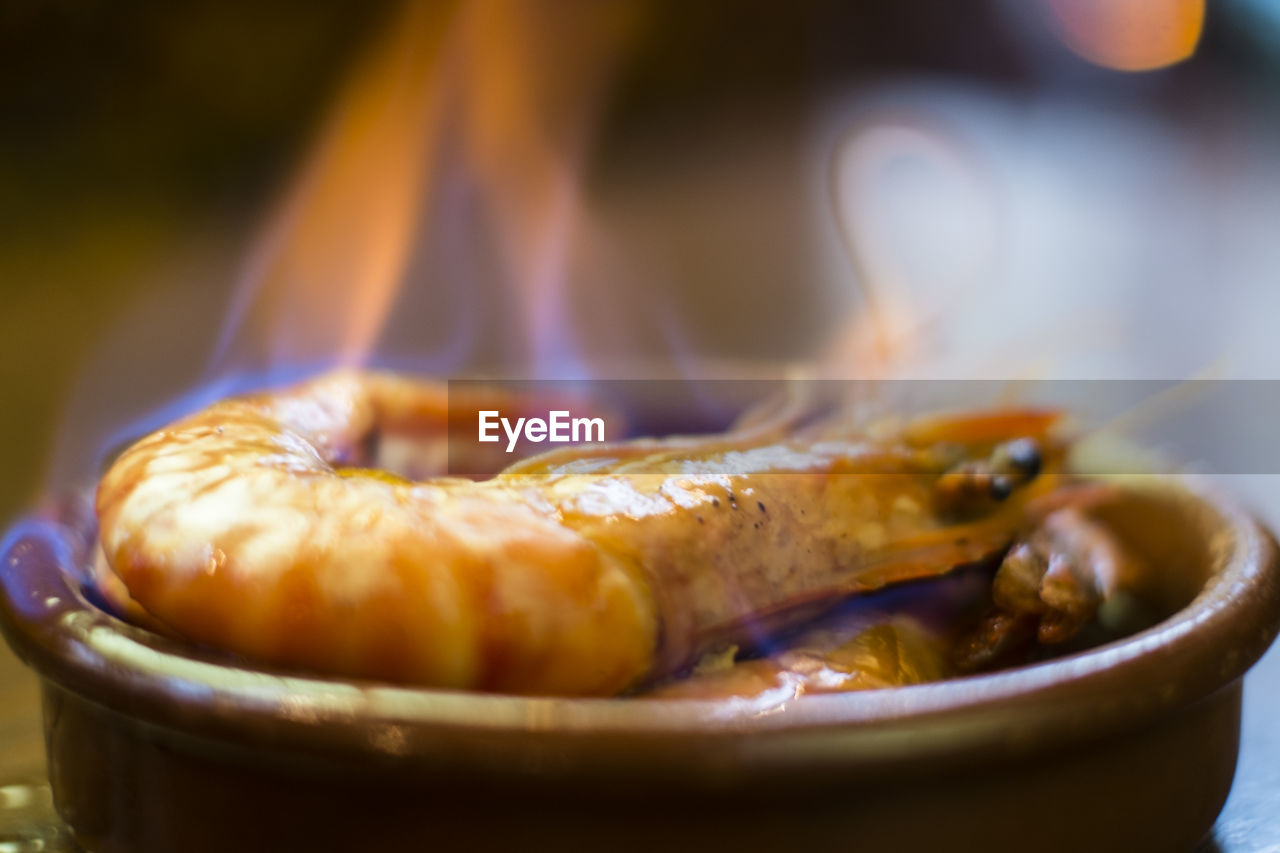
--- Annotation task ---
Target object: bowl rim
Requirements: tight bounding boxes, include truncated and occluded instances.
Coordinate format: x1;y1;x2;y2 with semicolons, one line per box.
2;475;1279;776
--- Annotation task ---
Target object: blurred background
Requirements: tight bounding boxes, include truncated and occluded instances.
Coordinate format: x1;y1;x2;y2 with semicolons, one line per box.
3;0;1280;846
4;0;1280;516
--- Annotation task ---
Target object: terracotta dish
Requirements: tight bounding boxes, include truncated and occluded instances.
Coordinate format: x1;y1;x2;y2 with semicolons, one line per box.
2;474;1278;852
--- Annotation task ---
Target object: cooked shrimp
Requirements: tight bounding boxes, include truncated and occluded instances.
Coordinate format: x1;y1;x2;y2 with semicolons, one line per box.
642;617;950;703
954;500;1146;671
95;369;1068;696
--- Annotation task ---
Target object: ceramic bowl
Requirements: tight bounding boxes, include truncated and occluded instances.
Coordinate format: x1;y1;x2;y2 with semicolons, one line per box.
1;476;1278;852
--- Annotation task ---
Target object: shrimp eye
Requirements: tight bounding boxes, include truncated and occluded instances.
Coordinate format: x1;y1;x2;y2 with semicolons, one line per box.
1003;438;1042;480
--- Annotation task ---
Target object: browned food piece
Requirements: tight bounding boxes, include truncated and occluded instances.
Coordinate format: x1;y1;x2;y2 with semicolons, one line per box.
957;503;1143;671
644;617;949;701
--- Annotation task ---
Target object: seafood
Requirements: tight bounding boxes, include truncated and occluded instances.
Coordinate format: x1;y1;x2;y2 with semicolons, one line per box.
96;369;1081;696
646;508;1147;701
644;617;951;702
955;501;1145;670
639;563;981;703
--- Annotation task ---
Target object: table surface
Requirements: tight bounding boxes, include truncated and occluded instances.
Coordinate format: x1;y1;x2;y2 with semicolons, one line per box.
1;634;1277;849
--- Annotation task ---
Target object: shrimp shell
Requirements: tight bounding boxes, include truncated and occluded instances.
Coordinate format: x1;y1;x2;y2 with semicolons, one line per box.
95;370;1062;695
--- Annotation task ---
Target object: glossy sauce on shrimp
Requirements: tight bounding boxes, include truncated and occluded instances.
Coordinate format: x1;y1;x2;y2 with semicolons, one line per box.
95;369;1067;696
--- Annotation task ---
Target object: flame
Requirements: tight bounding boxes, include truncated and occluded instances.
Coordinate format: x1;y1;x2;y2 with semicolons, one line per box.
214;1;452;372
212;0;639;377
458;1;638;376
1042;0;1205;72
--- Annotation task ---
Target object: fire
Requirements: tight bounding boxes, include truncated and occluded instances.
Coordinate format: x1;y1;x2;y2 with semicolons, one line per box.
213;1;450;372
455;0;639;376
213;0;639;376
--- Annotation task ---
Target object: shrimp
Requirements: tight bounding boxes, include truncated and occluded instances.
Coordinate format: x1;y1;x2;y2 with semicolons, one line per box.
642;506;1146;702
954;500;1146;671
642;617;951;703
95;369;1069;696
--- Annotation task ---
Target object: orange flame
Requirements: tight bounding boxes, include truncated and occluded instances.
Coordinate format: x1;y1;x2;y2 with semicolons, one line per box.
458;1;638;374
216;1;452;371
214;0;640;376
